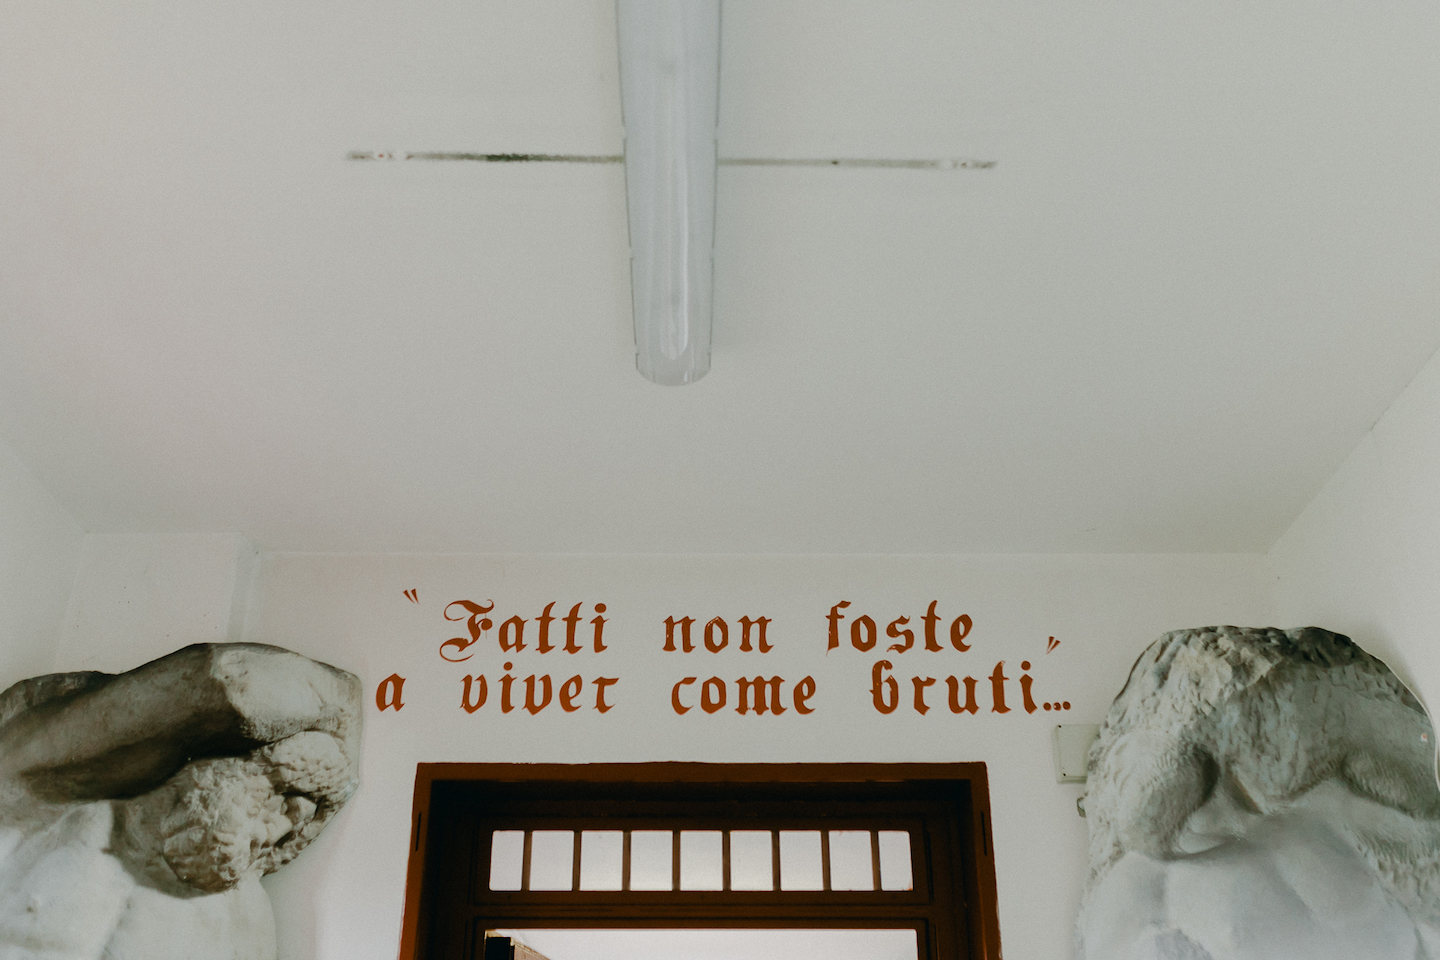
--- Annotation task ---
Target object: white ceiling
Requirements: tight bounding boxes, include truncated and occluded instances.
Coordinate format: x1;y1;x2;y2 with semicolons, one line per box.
2;0;1437;553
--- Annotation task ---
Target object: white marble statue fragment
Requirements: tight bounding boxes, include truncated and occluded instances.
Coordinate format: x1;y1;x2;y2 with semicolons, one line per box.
0;643;361;960
1078;626;1440;960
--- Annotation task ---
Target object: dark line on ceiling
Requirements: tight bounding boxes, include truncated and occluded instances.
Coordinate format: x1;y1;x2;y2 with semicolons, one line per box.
348;151;624;163
346;152;996;169
720;157;996;170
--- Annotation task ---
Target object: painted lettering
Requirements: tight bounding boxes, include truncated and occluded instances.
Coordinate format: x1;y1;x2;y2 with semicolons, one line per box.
563;603;584;654
537;601;557;653
559;674;583;712
1019;660;1038;713
828;603;973;655
500;662;516;713
671;676;696;714
524;674;553;714
702;677;727;713
871;660;898;714
499;615;526;653
441;600;493;662
851;615;877;652
989;661;1010;713
922;601;943;652
739;616;773;652
704;617;729;652
461;675;487;713
593;677;619;713
664;616;696;652
591;603;608;652
376;673;406;711
735;676;787;715
886;616;914;653
793;676;817;714
827;601;851;651
912;676;936;714
950;614;973;651
947;675;979;714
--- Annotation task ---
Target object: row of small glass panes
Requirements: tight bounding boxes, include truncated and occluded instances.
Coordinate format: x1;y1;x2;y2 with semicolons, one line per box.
489;829;914;892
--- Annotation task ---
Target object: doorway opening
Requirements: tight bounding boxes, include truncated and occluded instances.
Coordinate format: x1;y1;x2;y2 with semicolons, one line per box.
398;763;1000;960
483;928;919;960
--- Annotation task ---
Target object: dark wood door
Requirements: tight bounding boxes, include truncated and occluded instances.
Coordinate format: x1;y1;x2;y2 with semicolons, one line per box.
401;764;1001;960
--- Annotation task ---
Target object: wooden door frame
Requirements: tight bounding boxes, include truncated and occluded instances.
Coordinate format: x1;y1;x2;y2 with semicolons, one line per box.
396;762;1002;960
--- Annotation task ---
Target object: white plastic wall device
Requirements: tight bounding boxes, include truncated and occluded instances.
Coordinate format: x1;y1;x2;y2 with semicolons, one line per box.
1053;724;1101;784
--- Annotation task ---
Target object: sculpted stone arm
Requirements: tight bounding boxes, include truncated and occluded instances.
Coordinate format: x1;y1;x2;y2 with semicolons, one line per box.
0;643;360;805
0;643;361;960
1078;626;1440;960
1096;735;1218;862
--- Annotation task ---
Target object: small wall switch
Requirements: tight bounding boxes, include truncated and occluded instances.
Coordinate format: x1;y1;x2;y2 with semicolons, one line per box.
1053;724;1101;783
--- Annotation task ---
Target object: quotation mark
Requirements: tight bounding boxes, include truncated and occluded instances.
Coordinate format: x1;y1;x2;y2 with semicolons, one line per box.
404;589;419;603
1046;636;1060;653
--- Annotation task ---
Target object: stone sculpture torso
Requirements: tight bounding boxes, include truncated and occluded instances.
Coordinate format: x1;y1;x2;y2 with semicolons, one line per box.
1078;627;1440;960
0;644;361;960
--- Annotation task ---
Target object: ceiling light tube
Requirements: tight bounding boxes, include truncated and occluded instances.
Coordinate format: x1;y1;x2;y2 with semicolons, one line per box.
615;0;721;385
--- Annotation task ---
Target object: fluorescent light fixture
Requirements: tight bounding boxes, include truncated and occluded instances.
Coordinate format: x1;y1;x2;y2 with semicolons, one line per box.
616;0;721;385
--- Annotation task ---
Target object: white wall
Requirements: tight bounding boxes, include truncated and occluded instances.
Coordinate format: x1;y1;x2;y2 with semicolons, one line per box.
1270;347;1440;709
0;436;83;689
52;532;258;673
36;383;1440;960
239;551;1270;960
26;532;1285;960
